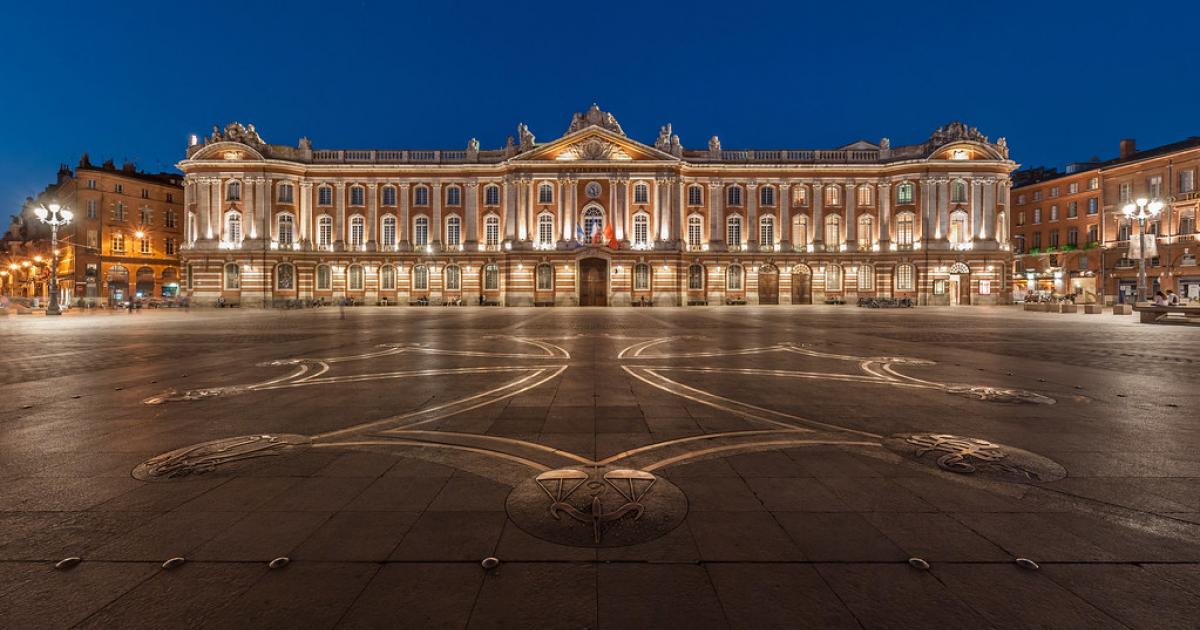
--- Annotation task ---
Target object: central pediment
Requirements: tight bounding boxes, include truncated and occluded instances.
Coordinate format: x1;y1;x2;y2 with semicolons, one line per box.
513;126;677;163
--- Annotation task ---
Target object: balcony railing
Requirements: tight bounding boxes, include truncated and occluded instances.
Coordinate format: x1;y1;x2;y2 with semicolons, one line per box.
310;149;488;164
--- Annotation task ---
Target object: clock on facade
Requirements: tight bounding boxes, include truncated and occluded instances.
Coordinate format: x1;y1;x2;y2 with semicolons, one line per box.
585;181;602;198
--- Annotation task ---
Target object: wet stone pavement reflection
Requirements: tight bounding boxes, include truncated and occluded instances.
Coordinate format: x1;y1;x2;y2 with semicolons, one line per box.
1;305;1198;629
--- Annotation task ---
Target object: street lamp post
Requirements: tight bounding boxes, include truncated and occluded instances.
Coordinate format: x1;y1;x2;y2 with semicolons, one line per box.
1121;197;1163;304
33;203;73;316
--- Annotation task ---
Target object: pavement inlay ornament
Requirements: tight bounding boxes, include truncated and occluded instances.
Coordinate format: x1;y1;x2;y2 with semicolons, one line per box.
506;466;687;547
132;434;312;481
883;432;1067;483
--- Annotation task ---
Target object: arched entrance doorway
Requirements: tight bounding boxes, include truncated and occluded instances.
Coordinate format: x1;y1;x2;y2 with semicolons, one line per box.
758;264;779;304
948;261;971;306
791;264;812;305
579;258;608;306
135;267;155;298
107;265;129;303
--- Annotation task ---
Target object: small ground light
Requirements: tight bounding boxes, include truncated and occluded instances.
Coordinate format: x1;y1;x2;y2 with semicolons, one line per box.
907;557;930;570
268;557;290;569
55;557;81;570
481;557;500;569
1016;558;1039;570
162;557;186;569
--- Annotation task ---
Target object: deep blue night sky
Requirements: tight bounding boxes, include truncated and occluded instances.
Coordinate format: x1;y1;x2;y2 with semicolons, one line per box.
1;0;1197;210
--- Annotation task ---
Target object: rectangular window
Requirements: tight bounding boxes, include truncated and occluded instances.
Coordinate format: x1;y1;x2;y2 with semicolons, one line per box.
1148;176;1162;198
279;184;295;203
1032;232;1042;248
87;229;98;250
485;186;500;206
485;219;499;246
115;183;124;194
447;220;461;246
141;188;149;199
1067;227;1078;246
1087;198;1098;215
896;265;914;291
1180;170;1195;193
1049;205;1059;221
1087;224;1098;244
1017;194;1026;205
1017;211;1025;226
1033;208;1041;224
1050;231;1060;247
1088;177;1099;190
140;238;151;254
166;193;174;203
87;179;96;189
381;187;395;206
86;199;97;218
165;211;177;228
979;279;991;295
688;186;702;206
114;203;126;221
141;208;153;225
1068;182;1078;194
165;238;176;255
897;185;913;204
1033;191;1042;201
1119;183;1131;203
350;187;364;206
318;187;332;206
727;220;741;245
1050;186;1060;198
1067;202;1077;218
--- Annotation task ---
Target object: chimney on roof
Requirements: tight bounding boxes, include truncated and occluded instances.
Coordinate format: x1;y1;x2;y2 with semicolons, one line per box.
1119;138;1136;160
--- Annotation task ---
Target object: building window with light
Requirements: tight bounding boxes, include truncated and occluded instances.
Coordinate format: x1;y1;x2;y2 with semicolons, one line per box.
1148;176;1163;198
538;182;554;204
896;212;915;246
414;186;430;206
727;186;743;207
318;186;333;206
276;263;294;290
633;183;649;205
350;186;365;206
582;207;604;241
824;214;841;245
794;215;809;246
485;185;500;206
316;264;331;290
633;213;649;246
1033;208;1042;224
857;265;874;290
824;185;841;206
223;263;239;290
687;215;703;248
380;265;396;290
414;216;429;246
726;215;742;245
537;263;554;291
688;264;704;291
760;186;775;206
278;183;294;203
895;264;914;291
759;215;774;245
727;264;743;291
688;185;703;206
538;213;554;245
348;265;364;291
485;215;500;246
897;183;914;205
855;185;871;206
794;185;808;206
413;265;429;290
349;215;365;247
140;237;151;254
484;264;499;290
165;210;177;228
227;181;241;201
446;186;462;206
115;202;127;221
951;180;967;203
633;263;650;291
1049;205;1059;221
825;264;842;291
317;216;333;248
1118;183;1131;204
446;215;461;246
445;265;461;291
381;216;396;247
949;211;968;244
858;215;874;247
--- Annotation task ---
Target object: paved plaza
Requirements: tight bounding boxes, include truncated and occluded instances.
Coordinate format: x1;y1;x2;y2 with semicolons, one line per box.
0;305;1198;629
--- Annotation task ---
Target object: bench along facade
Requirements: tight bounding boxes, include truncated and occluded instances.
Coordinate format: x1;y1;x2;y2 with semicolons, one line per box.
176;105;1016;307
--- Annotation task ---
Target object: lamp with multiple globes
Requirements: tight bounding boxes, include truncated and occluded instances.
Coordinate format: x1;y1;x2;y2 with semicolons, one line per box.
1120;197;1164;304
33;202;73;315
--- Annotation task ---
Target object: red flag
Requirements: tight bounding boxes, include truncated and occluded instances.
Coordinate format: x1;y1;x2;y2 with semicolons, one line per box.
604;224;617;249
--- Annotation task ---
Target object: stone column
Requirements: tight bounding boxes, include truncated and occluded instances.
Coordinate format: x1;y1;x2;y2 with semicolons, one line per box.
243;178;256;240
708;182;723;249
615;176;628;243
936;178;949;242
504;177;517;243
878;182;891;246
970;179;982;241
746;183;758;248
919;179;932;242
431;181;442;249
812;183;824;250
845;182;857;249
673;177;684;244
367;182;378;251
516;177;528;242
779;182;791;250
334;182;346;251
556;175;567;246
465;181;479;249
399;183;411;251
563;176;576;241
299;181;312;246
197;178;211;241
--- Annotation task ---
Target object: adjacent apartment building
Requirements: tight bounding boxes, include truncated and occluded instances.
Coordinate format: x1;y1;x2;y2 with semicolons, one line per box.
176;105;1015;307
1010;137;1200;303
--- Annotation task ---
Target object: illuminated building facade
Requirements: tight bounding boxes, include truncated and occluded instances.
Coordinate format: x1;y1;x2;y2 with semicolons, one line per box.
177;105;1015;307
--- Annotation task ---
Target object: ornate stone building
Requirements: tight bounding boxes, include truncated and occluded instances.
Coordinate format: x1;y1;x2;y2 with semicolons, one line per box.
177;105;1015;307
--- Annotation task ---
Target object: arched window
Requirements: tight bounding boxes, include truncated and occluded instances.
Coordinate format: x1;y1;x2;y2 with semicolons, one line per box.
350;186;365;206
446;215;461;246
895;264;915;291
316;264;332;290
759;215;775;246
484;263;499;290
857;265;874;290
951;180;968;203
726;264;744;291
484;185;500;206
858;215;874;246
345;264;362;291
633;183;649;204
996;212;1008;243
825;264;842;292
317;215;333;248
135;266;155;296
277;213;295;246
896;212;915;246
633;212;649;246
414;186;430;206
824;185;841;206
318;185;333;206
688;185;703;206
727;185;743;206
538;213;554;245
824;214;841;245
484;215;500;246
446;185;462;206
688;264;704;291
897;182;914;204
793;185;808;206
857;185;873;206
380;265;396;291
633;263;650;291
445;265;461;291
413;265;429;290
760;186;775;206
687;215;703;248
382;186;396;206
226;181;241;201
794;215;809;246
538;182;554;204
727;215;743;245
949;210;969;244
582;206;604;241
381;215;397;247
277;183;294;203
223;263;239;290
225;211;242;243
536;263;554;291
349;215;365;247
414;216;429;246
